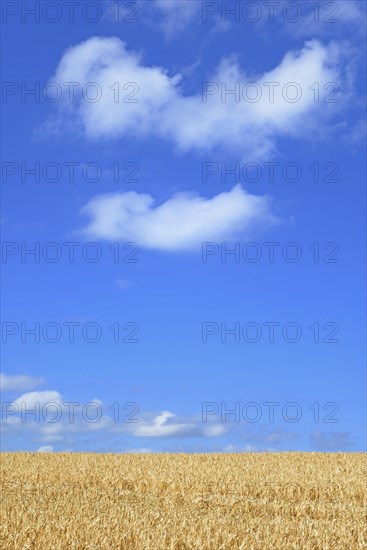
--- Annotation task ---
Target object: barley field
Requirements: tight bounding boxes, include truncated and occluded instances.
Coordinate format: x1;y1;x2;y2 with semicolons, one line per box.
1;452;366;549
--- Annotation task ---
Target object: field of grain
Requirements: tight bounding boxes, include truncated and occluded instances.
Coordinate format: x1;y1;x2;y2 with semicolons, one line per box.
1;452;366;549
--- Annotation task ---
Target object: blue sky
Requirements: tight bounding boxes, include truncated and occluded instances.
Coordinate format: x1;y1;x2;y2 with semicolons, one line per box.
1;0;366;453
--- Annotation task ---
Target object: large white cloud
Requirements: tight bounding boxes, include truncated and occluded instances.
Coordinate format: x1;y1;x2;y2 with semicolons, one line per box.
78;185;277;250
47;36;345;157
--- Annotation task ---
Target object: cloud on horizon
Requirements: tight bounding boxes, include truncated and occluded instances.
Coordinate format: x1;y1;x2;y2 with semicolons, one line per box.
1;383;228;451
310;430;357;451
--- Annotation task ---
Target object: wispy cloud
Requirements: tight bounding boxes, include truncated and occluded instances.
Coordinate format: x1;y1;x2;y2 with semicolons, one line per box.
310;430;357;451
152;0;201;39
115;278;133;289
0;373;44;393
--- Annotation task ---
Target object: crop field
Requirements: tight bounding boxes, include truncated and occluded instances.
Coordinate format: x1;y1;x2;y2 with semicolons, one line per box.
1;452;366;549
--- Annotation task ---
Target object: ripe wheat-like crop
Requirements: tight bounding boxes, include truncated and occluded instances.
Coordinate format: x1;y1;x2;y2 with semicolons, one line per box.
1;452;366;549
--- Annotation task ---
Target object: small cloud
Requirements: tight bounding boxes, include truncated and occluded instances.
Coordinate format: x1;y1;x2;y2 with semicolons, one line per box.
204;424;227;437
241;428;299;445
134;411;188;437
0;373;44;392
152;0;201;39
310;430;357;451
223;443;276;453
124;448;154;454
36;445;54;453
133;410;226;438
35;445;73;452
115;278;132;289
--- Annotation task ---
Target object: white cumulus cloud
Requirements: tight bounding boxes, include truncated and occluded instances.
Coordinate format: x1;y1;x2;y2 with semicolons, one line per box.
45;36;348;158
79;185;277;251
13;391;63;409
